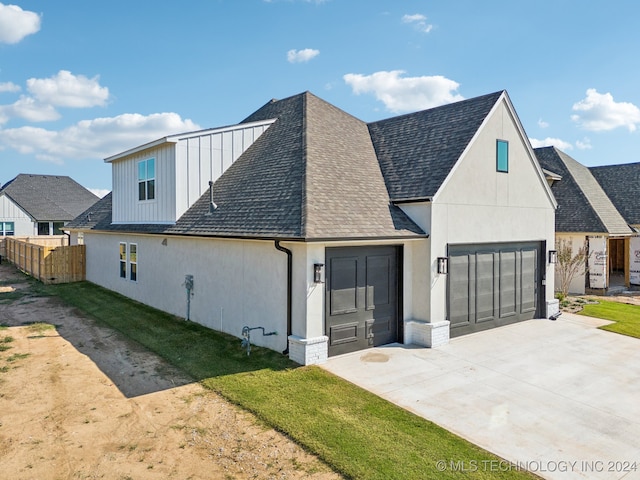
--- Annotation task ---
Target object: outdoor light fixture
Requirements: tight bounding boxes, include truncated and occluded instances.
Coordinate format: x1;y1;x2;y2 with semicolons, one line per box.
437;257;449;274
548;250;558;264
313;263;325;283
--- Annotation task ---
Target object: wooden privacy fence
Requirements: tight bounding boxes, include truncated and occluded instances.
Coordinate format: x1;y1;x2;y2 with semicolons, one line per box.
3;237;86;284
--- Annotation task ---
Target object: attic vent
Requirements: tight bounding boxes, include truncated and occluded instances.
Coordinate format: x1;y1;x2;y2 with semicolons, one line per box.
206;180;217;215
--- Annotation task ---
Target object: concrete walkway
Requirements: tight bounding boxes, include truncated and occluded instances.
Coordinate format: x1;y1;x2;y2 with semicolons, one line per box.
321;314;640;480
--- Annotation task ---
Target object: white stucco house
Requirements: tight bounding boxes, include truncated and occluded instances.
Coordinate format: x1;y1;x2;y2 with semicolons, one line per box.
67;91;558;365
0;174;99;237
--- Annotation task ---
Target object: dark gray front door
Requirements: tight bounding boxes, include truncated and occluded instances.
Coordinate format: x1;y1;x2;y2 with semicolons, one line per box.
326;246;400;356
448;242;543;337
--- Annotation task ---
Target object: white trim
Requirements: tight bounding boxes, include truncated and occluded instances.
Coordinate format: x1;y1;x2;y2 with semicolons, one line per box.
105;118;277;163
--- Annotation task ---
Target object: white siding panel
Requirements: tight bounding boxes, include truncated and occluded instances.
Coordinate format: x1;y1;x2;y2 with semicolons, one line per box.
113;121;274;223
111;144;176;224
0;195;35;235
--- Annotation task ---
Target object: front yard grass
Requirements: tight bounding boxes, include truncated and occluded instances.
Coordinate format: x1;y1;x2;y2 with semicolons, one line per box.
45;280;536;480
579;299;640;339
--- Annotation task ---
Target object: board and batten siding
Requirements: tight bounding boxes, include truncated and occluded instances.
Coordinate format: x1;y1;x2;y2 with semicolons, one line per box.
175;123;272;219
111;144;177;224
0;194;36;236
111;120;274;224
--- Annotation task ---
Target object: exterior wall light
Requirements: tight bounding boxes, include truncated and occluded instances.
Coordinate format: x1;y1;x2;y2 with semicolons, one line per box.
314;263;325;283
437;257;449;274
548;250;558;264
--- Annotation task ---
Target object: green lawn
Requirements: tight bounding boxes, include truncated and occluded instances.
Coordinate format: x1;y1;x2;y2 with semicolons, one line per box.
15;279;536;480
579;299;640;339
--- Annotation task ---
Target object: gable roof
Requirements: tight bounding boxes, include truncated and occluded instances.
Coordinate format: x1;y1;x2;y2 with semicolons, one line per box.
534;147;632;235
0;174;100;222
167;92;424;240
368;91;504;201
590;162;640;225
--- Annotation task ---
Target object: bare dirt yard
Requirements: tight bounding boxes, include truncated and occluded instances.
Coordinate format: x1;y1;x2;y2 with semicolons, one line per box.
0;263;340;480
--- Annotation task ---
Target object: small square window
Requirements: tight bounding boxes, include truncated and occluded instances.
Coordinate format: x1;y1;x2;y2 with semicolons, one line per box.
497;140;509;172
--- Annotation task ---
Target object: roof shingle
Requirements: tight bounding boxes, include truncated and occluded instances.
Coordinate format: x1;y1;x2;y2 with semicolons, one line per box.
0;174;99;221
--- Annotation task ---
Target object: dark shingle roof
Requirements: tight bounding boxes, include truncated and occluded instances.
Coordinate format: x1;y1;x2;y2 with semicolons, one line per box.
74;91;516;240
590;162;640;225
0;174;99;221
368;91;504;201
66;192;172;234
168;92;424;239
535;147;632;234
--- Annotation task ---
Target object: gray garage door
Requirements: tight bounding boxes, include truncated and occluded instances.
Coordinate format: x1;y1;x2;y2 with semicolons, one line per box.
325;246;400;357
448;242;543;337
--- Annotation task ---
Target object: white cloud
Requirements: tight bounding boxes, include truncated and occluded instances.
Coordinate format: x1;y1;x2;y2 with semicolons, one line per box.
537;118;549;128
402;13;433;33
576;137;592;150
343;70;463;112
571;88;640;132
89;188;110;198
529;137;573;150
0;95;60;122
0;70;110;125
27;70;109;108
0;3;41;44
0;112;200;163
0;81;20;93
287;48;320;63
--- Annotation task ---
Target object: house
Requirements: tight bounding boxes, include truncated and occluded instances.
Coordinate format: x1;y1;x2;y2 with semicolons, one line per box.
535;147;634;294
590;162;640;286
0;174;99;237
66;91;557;365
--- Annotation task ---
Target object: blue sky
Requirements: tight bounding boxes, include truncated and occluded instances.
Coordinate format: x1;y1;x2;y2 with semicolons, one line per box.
2;0;640;197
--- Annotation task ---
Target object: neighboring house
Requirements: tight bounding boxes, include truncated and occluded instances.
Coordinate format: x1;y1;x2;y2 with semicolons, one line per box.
535;147;634;294
0;174;99;237
590;162;640;286
67;91;557;365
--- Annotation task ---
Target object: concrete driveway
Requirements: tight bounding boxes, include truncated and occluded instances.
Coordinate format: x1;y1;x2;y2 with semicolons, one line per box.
321;313;640;480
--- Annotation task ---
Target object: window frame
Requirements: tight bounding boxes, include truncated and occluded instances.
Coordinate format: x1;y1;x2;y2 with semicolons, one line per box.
119;242;127;279
1;222;14;236
138;158;156;201
129;243;138;282
496;139;509;173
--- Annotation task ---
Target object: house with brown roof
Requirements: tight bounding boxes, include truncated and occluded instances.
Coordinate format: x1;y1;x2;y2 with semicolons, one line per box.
67;91;557;365
0;174;99;237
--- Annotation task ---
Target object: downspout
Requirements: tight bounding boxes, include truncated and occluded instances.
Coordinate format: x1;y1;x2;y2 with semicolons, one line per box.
274;240;292;355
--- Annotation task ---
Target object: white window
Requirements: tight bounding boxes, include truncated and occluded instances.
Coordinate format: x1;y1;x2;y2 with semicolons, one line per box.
138;158;155;201
129;243;137;281
119;243;127;278
1;222;14;236
119;242;138;282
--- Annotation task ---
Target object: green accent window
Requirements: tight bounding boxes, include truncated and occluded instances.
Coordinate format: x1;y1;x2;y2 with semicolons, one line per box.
497;140;509;172
138;158;155;200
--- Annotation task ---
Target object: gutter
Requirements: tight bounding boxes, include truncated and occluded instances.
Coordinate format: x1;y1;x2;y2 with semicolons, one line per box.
274;240;292;355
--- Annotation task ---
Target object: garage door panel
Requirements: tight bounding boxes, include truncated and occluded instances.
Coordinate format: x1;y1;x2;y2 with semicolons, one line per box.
329;257;358;315
475;253;495;323
366;255;391;310
449;242;543;337
521;249;537;314
329;322;359;346
449;255;471;327
499;251;517;318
